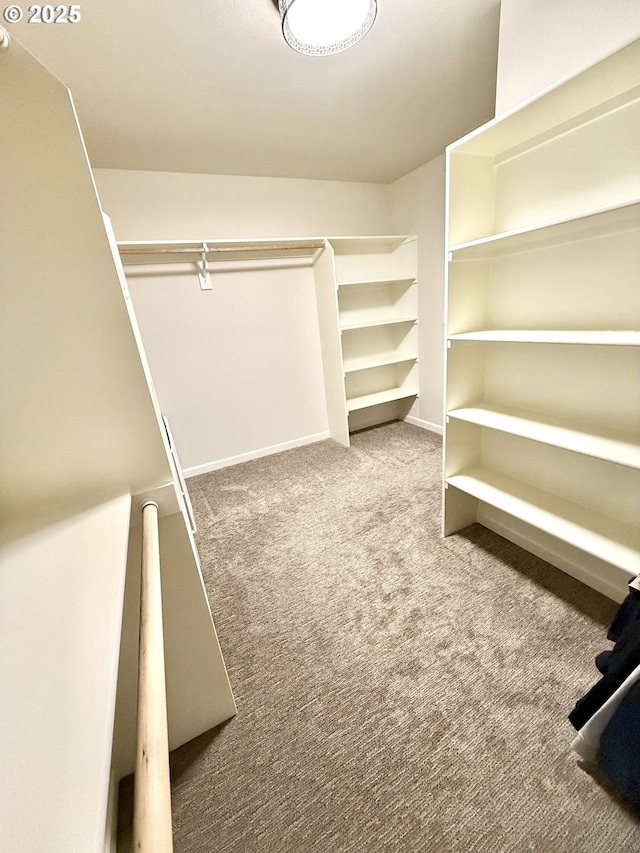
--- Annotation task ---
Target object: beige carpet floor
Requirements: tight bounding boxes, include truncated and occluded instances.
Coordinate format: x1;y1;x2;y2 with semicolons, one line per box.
119;421;639;851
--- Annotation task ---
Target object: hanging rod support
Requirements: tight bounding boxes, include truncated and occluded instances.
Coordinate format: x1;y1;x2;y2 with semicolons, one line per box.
197;242;212;291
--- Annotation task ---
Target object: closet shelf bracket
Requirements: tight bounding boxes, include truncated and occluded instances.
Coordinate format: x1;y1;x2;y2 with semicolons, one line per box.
198;243;212;291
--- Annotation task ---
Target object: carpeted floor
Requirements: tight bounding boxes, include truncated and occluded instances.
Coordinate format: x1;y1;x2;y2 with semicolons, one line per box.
119;421;639;851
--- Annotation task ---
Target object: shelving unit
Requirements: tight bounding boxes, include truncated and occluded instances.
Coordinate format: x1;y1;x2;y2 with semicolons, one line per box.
314;236;418;445
118;235;419;452
443;39;640;602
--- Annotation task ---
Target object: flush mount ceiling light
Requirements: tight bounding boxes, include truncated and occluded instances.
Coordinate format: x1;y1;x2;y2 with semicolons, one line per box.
278;0;377;56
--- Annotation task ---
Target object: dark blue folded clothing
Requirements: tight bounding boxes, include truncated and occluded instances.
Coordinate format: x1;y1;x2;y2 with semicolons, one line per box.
597;680;640;809
569;619;640;730
608;587;640;643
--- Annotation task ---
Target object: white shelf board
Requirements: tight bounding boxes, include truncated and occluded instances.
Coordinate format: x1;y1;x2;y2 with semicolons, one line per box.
337;277;416;288
447;42;640;158
0;494;132;853
328;236;413;254
447;405;640;469
344;354;418;374
449;199;640;260
447;330;640;346
446;466;640;575
341;317;417;332
118;237;326;265
347;388;418;412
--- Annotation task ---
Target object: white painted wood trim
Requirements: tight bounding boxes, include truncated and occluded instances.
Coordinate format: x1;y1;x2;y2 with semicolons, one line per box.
403;415;444;436
478;508;630;603
183;431;331;477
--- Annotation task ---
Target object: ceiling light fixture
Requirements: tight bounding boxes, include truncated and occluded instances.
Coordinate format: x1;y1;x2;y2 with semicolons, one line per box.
278;0;377;56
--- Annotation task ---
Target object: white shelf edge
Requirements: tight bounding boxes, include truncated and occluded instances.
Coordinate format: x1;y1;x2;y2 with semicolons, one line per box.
341;317;418;332
448;198;640;260
446;466;640;574
347;388;418;412
328;235;415;254
337;277;416;288
447;330;640;346
447;405;640;469
446;41;640;157
344;355;418;374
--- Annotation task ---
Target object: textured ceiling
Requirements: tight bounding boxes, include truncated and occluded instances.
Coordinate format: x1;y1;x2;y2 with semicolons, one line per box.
9;0;501;183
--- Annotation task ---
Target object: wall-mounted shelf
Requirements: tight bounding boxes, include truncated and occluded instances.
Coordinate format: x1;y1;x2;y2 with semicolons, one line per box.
342;317;417;331
447;330;640;346
449;199;640;260
344;354;418;374
447;466;640;576
337;276;416;288
347;387;419;412
448;405;640;469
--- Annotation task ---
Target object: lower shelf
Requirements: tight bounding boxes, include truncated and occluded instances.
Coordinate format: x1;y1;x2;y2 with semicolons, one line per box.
446;465;640;575
347;388;418;412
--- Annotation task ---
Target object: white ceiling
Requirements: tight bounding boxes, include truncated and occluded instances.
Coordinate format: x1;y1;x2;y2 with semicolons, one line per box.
10;0;501;183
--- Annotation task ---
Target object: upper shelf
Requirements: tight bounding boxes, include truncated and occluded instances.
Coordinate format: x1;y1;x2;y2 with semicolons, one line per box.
449;199;640;260
337;277;416;288
328;236;415;255
447;41;640;160
447;330;640;346
118;238;326;266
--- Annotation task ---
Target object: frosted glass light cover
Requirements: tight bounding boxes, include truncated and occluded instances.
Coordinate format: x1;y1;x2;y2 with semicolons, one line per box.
279;0;377;56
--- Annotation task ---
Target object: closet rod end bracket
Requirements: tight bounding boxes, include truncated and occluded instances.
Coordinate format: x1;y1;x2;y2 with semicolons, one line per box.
198;242;212;291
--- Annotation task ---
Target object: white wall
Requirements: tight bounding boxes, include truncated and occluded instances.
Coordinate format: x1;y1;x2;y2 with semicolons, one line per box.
94;169;392;472
388;156;446;433
93;169;389;240
495;0;640;114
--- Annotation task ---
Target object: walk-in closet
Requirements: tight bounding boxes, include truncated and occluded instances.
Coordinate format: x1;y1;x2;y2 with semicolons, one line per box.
1;2;639;851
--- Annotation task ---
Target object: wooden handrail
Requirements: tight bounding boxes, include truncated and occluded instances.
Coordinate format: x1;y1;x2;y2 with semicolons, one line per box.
133;501;173;853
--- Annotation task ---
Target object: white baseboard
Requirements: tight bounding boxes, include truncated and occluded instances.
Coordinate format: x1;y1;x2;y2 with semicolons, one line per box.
184;431;331;478
403;415;443;436
478;508;629;603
